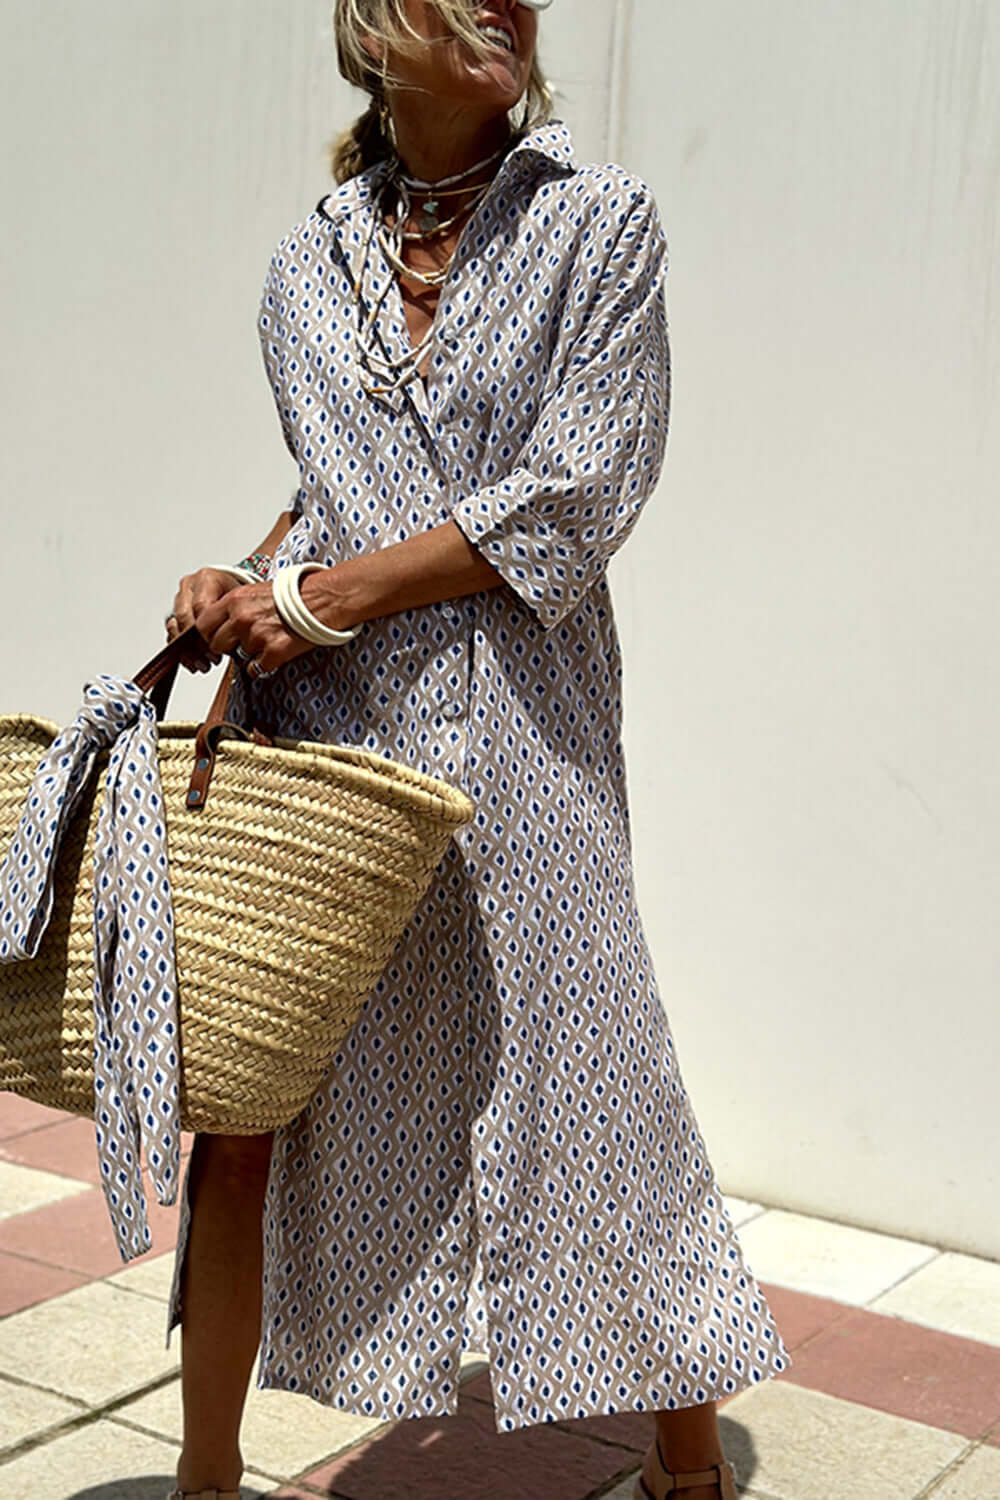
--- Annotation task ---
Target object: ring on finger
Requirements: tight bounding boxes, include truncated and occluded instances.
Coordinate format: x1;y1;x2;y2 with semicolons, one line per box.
246;658;273;681
232;643;252;665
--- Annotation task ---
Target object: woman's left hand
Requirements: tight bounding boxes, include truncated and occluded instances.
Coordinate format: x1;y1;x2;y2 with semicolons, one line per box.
194;582;314;678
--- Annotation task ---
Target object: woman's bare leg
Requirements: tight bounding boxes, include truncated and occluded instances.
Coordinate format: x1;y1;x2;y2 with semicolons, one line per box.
174;1132;274;1494
636;1403;728;1498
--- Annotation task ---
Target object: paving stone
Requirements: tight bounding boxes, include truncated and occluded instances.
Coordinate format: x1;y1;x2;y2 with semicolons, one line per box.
871;1251;1000;1348
922;1444;1000;1498
0;1416;274;1499
0;1095;64;1141
458;1349;490;1383
720;1380;965;1499
781;1305;1000;1438
756;1282;852;1351
722;1195;767;1228
0;1373;81;1458
116;1372;385;1480
299;1385;641;1500
0;1249;89;1319
735;1210;938;1305
0;1159;92;1221
0;1179;180;1277
106;1251;178;1304
0;1115;103;1185
578;1476;640;1500
461;1369;653;1455
0;1281;178;1406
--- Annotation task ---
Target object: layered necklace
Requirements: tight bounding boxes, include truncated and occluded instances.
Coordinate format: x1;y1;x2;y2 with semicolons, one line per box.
353;141;510;397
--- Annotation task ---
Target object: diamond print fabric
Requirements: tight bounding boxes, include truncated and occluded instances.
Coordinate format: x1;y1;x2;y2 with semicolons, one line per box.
0;677;180;1259
167;121;790;1429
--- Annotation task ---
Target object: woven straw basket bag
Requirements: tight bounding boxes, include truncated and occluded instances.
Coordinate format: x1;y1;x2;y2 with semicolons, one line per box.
0;633;474;1133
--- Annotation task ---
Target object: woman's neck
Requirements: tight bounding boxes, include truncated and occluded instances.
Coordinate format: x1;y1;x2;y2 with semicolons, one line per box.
387;101;513;184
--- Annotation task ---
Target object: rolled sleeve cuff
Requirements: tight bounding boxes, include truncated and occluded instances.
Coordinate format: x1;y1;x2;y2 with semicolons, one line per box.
451;483;588;631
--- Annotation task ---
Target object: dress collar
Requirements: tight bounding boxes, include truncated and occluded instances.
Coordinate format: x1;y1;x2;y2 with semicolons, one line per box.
318;118;576;225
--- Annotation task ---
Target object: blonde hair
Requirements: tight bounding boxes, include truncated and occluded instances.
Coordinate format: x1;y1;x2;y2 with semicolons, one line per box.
331;0;553;183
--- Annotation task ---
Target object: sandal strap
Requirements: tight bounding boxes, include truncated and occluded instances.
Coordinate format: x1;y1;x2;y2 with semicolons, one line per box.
666;1471;728;1490
650;1440;739;1497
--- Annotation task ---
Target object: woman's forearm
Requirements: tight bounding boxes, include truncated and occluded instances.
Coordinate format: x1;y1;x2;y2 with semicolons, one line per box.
299;521;503;631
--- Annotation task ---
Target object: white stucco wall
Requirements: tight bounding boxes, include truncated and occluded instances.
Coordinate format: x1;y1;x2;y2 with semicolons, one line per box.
612;0;1000;1257
1;2;996;1256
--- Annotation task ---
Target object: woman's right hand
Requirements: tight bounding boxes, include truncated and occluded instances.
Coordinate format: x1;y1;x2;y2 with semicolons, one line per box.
165;567;241;672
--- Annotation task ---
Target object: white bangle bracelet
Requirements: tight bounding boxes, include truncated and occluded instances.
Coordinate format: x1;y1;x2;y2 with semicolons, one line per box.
207;564;261;587
272;564;360;647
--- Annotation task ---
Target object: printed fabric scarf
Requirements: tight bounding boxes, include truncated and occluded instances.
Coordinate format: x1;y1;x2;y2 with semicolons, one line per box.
0;676;180;1260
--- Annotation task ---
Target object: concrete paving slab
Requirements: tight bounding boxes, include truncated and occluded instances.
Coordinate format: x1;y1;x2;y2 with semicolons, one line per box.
782;1305;1000;1438
735;1210;939;1305
458;1349;490;1382
106;1252;177;1305
0;1159;92;1220
871;1250;1000;1347
926;1444;1000;1498
756;1282;852;1352
595;1475;641;1500
116;1373;386;1481
0;1417;274;1500
0;1249;89;1318
0;1180;180;1277
0;1095;64;1141
723;1195;767;1228
460;1368;653;1453
0;1282;179;1406
0;1115;103;1185
0;1374;82;1458
720;1380;966;1500
300;1386;641;1500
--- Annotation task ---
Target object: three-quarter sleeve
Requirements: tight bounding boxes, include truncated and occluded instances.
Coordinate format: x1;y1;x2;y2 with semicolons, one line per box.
450;183;670;629
258;254;300;464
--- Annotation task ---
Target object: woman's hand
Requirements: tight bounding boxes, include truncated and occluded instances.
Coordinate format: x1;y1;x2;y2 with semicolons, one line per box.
166;567;240;673
194;581;315;678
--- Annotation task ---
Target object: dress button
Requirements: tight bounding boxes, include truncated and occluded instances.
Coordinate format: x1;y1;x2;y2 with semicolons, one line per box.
441;702;464;722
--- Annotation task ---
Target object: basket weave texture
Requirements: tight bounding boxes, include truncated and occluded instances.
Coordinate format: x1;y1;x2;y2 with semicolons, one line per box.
0;716;473;1132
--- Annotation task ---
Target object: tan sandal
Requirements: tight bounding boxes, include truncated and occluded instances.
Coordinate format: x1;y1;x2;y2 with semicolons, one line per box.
633;1436;738;1499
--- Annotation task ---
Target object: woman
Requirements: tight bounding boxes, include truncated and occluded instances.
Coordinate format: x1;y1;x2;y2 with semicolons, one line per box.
165;3;789;1498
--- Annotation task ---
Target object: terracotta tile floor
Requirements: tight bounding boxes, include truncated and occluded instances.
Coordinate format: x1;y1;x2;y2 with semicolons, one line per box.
2;1092;999;1500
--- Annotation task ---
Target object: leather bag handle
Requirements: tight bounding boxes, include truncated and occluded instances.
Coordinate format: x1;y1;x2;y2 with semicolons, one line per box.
131;628;272;812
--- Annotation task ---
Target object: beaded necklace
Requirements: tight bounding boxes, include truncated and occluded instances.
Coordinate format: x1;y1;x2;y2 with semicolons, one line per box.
397;140;509;234
353;143;512;397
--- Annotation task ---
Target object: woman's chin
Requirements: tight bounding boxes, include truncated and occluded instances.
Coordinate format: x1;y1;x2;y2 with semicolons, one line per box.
463;53;527;105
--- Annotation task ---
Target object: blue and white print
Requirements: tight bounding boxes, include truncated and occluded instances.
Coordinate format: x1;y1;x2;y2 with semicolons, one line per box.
0;677;180;1260
167;120;790;1431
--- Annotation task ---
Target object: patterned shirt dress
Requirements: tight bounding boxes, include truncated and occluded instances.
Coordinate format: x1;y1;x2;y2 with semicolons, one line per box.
167;119;790;1431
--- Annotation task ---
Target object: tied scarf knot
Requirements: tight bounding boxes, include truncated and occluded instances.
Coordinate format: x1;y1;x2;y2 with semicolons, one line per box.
0;674;181;1260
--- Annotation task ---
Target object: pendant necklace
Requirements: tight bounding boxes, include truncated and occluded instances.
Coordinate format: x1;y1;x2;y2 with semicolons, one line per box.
397;140;509;235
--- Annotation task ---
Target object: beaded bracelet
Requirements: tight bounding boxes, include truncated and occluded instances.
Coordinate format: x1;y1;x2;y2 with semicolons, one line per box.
234;552;272;582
